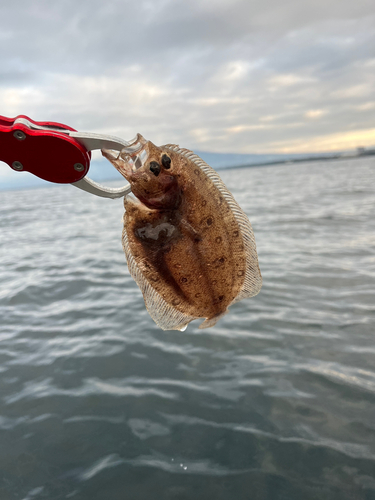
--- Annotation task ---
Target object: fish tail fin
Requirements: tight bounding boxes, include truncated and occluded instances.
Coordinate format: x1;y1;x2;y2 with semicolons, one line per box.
199;309;229;329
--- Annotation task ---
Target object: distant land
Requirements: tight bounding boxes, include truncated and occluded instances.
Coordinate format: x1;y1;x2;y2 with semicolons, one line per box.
218;145;375;170
0;146;374;191
198;146;375;170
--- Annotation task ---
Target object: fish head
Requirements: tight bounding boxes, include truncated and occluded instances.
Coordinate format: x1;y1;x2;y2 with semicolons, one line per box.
102;134;182;210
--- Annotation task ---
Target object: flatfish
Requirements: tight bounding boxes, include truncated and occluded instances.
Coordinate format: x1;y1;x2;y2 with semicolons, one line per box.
102;134;262;330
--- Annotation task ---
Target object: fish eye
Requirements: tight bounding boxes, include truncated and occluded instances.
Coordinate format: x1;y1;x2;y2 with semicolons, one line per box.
149;161;161;176
161;154;171;169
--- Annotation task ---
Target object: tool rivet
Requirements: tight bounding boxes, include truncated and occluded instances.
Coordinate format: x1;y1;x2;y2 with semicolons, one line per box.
74;163;85;172
13;130;26;141
12;161;24;171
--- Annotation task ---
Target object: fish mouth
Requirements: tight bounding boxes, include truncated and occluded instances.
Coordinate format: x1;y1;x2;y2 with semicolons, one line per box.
102;133;149;180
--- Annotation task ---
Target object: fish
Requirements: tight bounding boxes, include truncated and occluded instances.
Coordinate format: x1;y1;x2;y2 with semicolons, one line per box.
102;134;262;331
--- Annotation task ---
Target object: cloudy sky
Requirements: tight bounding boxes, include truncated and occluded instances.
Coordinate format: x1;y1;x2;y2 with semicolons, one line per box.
0;0;374;186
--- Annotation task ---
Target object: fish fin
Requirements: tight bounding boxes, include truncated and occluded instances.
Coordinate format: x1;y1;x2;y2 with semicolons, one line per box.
199;309;229;329
163;146;263;303
122;227;195;331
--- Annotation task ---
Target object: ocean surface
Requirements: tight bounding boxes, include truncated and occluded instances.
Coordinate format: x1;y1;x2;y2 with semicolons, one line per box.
1;156;375;500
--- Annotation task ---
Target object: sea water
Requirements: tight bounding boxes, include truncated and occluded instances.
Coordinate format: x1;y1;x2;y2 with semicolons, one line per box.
0;157;374;500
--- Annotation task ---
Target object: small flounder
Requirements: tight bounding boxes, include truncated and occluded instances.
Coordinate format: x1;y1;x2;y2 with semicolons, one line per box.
102;134;262;331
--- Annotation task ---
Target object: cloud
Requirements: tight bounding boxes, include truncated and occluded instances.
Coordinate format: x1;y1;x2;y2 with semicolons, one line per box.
304;109;328;119
0;0;374;164
266;127;375;153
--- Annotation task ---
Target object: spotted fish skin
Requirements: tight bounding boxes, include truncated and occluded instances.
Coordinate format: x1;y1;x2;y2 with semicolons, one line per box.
102;136;262;330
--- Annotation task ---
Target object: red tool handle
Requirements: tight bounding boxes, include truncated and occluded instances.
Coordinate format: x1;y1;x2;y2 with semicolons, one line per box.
0;115;91;183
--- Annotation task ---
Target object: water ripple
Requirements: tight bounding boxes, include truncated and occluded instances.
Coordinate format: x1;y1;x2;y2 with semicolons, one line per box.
1;158;375;498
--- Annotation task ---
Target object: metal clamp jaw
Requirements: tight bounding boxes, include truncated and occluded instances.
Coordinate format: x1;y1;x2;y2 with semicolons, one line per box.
0;115;134;199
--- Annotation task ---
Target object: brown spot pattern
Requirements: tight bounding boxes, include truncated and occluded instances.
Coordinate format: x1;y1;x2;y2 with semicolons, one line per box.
118;142;260;330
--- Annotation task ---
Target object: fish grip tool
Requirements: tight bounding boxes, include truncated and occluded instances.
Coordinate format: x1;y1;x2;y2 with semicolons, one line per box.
0;114;135;198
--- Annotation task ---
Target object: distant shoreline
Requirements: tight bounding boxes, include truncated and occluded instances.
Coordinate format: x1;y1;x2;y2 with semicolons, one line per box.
224;149;375;170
